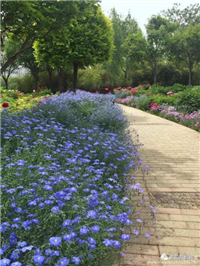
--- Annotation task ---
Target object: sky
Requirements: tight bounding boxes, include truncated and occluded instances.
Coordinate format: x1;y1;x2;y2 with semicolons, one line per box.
100;0;199;34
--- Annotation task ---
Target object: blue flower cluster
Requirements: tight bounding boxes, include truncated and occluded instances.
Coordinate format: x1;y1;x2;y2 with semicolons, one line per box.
1;90;141;265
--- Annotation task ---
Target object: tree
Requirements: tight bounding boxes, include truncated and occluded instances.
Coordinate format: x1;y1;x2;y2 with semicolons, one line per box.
1;39;19;89
103;9;139;85
34;2;113;92
1;1;78;73
146;15;174;84
122;30;147;68
169;24;200;86
18;47;41;90
162;3;200;27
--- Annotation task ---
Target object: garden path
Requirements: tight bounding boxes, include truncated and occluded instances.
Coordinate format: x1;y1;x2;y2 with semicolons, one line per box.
118;105;200;266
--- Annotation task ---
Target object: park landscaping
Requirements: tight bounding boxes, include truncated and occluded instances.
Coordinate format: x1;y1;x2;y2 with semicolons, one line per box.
115;84;200;132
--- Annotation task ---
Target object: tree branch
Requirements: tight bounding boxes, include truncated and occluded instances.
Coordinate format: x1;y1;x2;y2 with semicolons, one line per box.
1;36;34;73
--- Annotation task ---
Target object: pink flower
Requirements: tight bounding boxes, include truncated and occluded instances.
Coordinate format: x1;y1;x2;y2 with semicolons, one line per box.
195;122;199;127
167;91;173;95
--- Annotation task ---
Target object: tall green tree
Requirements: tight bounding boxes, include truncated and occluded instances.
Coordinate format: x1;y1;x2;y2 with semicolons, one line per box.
34;2;113;92
169;24;200;86
122;30;147;68
146;15;174;84
1;1;78;73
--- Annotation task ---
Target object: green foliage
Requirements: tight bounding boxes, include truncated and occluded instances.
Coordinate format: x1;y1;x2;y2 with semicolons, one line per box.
176;88;200;113
1;75;34;93
77;65;105;92
114;91;130;100
34;3;113;70
0;87;5;93
149;83;188;95
168;23;200;85
1;1;79;72
151;94;178;105
136;97;152;111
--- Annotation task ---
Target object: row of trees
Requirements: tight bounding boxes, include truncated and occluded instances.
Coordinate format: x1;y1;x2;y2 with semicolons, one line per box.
102;3;200;87
1;2;200;91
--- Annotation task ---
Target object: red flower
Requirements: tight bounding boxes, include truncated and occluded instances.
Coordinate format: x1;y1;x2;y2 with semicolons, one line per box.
147;94;150;96
32;95;36;98
2;102;9;108
36;90;39;93
27;99;30;101
9;95;12;97
1;95;3;98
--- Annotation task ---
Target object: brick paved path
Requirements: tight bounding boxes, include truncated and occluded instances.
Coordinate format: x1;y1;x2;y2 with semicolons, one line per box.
119;105;200;266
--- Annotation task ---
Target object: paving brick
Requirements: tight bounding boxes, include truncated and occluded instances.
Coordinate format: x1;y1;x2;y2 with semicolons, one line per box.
124;244;159;256
169;215;200;222
174;229;200;238
158;237;200;247
122;254;162;266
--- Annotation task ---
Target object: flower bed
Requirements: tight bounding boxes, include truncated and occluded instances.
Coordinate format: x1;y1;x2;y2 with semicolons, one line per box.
0;87;55;112
1;90;144;265
115;86;200;132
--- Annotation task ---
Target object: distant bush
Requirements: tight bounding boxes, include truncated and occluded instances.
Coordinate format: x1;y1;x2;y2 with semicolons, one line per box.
136;96;152;111
176;88;200;113
77;66;105;92
148;83;189;95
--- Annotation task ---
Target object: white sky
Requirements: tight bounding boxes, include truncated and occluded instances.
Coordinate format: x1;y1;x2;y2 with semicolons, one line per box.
100;0;200;34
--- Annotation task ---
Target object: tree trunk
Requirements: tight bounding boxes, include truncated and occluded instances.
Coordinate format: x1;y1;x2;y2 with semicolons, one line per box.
188;67;193;86
47;66;53;92
153;60;157;84
33;73;38;91
2;76;8;89
58;68;65;92
73;62;78;93
153;73;157;84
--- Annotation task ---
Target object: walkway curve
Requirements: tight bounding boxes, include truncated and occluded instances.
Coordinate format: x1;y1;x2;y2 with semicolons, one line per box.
119;105;200;266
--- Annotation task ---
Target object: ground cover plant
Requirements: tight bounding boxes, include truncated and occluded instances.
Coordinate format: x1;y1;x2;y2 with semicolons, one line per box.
115;85;200;132
1;90;146;265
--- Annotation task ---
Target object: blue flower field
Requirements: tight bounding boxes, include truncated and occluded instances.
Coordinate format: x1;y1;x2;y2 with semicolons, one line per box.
1;91;142;265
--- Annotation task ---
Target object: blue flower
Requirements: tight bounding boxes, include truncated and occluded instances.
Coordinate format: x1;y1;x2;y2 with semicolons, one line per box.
86;210;97;219
103;239;113;247
133;229;139;235
121;234;131;241
145;233;151;238
0;258;11;266
80;226;89;235
17;241;27;247
49;237;62;247
33;255;45;265
113;240;121;248
51;206;60;214
88;237;96;244
56;257;69;265
71;257;81;265
10;262;22;266
91;225;100;232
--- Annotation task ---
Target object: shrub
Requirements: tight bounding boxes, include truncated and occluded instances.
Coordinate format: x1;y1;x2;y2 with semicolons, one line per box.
136;96;152;111
151;94;178;106
148;83;189;95
176;88;200;113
